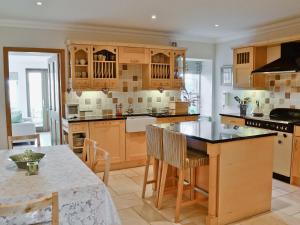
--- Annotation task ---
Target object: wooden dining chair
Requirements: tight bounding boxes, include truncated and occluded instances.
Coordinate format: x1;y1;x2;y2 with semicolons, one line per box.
0;192;59;225
8;134;41;149
82;138;111;185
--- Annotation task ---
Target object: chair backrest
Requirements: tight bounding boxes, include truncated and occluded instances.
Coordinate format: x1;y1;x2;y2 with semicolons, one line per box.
163;129;187;169
0;192;59;225
82;138;111;185
94;145;111;185
82;138;97;169
8;134;41;149
146;125;164;160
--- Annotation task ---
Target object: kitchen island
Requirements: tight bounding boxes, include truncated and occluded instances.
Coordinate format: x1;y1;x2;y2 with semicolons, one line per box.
154;120;277;225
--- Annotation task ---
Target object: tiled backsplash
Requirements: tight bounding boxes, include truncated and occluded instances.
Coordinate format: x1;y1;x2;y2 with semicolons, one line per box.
66;64;181;115
223;73;300;115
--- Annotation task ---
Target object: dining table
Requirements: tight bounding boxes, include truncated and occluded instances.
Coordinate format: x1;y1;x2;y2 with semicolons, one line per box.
0;145;121;225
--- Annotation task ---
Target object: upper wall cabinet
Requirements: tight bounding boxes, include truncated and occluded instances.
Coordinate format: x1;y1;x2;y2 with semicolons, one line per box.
91;46;119;90
233;46;267;89
69;45;92;90
172;50;185;89
142;49;172;89
118;47;150;64
67;41;186;91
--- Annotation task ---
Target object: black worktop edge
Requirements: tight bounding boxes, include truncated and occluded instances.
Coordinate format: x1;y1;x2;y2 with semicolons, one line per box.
219;113;246;119
65;113;200;123
188;132;278;144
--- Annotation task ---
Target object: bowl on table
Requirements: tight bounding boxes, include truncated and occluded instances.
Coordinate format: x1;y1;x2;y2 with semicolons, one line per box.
9;149;45;169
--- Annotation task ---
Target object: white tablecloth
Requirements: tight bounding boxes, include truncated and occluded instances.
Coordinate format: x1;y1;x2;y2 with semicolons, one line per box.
0;145;121;225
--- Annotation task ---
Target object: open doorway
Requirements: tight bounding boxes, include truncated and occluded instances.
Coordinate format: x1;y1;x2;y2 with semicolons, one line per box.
3;48;65;147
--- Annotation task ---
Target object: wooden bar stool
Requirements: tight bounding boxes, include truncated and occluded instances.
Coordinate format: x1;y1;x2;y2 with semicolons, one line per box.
8;134;41;149
142;125;164;206
157;129;209;223
0;192;59;225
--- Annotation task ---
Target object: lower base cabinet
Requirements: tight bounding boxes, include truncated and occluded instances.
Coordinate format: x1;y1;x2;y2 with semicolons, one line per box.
125;132;147;161
66;115;199;171
292;127;300;185
89;120;126;164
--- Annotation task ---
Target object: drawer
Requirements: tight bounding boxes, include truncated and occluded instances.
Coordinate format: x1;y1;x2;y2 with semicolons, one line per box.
109;79;119;89
151;80;171;88
73;79;90;89
221;116;245;126
185;115;199;121
294;126;300;136
69;122;89;133
91;79;108;89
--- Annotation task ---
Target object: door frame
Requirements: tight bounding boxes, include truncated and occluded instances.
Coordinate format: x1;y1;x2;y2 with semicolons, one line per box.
25;68;49;132
3;47;65;144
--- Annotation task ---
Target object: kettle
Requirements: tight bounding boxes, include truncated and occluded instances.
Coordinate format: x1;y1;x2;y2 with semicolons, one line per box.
252;100;264;117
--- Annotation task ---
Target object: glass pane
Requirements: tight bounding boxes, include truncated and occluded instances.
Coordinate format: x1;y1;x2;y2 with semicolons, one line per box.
28;72;43;127
9;80;19;110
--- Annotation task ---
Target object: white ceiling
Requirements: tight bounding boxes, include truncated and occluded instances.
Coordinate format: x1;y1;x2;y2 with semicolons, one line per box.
1;0;300;41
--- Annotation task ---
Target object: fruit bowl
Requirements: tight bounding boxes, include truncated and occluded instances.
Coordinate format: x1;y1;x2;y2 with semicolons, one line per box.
9;150;45;169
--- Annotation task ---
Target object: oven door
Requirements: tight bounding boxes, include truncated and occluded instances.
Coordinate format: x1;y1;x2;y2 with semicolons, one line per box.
273;132;293;178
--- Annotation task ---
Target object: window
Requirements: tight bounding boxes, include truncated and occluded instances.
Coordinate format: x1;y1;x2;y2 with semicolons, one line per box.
183;60;202;113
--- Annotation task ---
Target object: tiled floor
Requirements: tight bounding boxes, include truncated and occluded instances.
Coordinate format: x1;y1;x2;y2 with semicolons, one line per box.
98;166;300;225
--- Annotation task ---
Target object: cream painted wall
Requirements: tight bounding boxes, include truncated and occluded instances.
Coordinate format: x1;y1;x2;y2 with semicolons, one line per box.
0;26;215;148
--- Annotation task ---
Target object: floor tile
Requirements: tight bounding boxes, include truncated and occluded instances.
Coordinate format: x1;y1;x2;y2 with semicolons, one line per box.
109;174;141;195
107;166;300;225
112;193;144;210
133;203;167;223
119;207;149;225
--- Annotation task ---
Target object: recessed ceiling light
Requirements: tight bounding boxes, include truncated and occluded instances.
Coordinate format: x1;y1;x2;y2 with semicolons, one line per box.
151;14;157;20
214;24;220;27
36;1;43;6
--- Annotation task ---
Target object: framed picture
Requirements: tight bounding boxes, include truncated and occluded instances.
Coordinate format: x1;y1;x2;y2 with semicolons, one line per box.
221;65;233;86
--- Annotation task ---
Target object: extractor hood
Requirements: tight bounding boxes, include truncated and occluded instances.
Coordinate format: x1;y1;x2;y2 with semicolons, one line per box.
252;42;300;74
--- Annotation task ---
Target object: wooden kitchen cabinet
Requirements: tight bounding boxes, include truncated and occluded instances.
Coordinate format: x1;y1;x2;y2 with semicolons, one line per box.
291;127;300;185
91;45;119;90
118;47;150;64
172;50;185;89
221;115;245;126
156;115;198;124
233;46;267;89
69;45;92;90
89;120;125;164
68;122;89;153
125;132;147;161
142;49;172;89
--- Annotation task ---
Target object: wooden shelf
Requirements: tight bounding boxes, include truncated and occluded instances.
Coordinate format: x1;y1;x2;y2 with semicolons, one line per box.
151;63;170;65
93;60;116;63
75;64;88;67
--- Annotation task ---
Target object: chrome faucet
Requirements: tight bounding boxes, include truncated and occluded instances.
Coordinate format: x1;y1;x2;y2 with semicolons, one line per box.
126;104;134;114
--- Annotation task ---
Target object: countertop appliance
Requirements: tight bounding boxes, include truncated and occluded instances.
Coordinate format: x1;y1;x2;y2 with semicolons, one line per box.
245;108;300;183
65;103;79;119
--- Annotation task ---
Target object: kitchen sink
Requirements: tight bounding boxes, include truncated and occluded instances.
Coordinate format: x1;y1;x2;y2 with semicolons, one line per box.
126;116;157;132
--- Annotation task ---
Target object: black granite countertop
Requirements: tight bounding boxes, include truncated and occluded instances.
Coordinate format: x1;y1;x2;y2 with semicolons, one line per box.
219;113;247;119
153;120;277;144
65;113;200;123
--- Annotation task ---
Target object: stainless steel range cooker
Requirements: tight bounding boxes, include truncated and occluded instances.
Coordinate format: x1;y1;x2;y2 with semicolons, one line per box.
245;108;300;183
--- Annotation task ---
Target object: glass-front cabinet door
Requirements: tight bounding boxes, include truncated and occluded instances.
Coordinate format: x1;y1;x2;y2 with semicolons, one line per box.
172;50;185;89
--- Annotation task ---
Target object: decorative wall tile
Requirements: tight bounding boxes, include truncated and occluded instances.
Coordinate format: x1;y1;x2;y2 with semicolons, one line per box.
85;99;91;105
112;98;118;104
